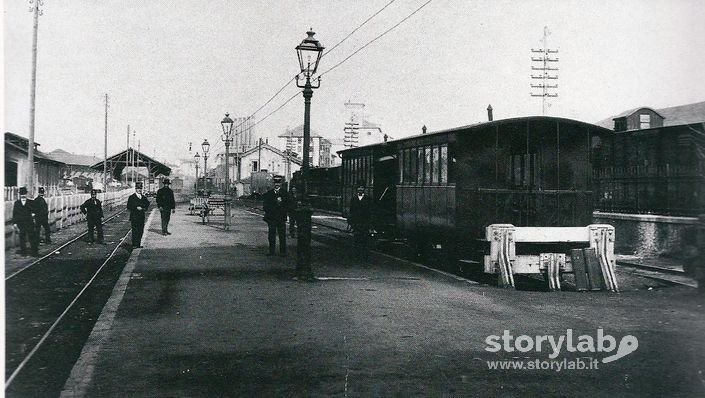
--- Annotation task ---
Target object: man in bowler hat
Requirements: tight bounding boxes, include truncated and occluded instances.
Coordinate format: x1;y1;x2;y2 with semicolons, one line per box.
12;187;39;256
156;178;176;235
348;180;373;259
263;175;288;256
80;189;104;243
127;182;150;248
34;186;51;244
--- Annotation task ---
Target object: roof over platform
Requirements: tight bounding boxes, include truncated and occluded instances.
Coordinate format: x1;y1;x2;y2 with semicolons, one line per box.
90;148;171;180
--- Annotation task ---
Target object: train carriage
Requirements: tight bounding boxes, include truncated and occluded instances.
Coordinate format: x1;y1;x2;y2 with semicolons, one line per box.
339;116;614;266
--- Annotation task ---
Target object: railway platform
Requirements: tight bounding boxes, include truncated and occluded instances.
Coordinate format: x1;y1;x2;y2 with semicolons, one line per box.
58;205;705;397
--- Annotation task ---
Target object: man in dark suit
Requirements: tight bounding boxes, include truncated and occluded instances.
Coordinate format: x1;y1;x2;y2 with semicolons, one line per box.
34;186;51;244
156;178;176;236
348;181;373;259
127;182;150;248
263;175;288;256
12;187;39;256
80;189;104;243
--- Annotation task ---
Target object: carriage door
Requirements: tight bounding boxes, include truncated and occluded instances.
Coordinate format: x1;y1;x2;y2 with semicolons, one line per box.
373;154;397;231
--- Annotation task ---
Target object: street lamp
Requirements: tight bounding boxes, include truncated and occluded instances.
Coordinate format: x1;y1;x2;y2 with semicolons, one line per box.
194;152;201;192
221;113;234;196
202;139;210;191
295;29;324;281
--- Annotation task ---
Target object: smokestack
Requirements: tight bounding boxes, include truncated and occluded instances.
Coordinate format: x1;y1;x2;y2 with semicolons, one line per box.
383;134;388;142
487;104;493;121
422;125;427;134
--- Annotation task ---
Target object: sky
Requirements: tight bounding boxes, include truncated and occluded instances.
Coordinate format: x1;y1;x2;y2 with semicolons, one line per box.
4;0;705;167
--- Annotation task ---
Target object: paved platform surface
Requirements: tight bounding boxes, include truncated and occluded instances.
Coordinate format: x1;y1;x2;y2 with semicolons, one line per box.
60;205;705;397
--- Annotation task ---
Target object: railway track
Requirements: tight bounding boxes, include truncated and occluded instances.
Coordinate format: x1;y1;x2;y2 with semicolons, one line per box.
4;210;136;397
239;201;697;290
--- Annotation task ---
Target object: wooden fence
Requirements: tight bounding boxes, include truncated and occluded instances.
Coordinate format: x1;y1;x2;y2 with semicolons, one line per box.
5;188;133;249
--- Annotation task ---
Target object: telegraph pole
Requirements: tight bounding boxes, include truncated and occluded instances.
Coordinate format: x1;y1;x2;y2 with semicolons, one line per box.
27;0;43;194
104;94;109;192
126;125;130;187
530;26;559;115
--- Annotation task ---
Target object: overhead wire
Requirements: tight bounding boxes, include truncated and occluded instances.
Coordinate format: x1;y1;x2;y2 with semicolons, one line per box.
205;0;432;156
319;0;433;78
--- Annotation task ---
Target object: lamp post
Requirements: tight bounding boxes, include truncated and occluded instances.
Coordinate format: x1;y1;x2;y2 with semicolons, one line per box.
295;29;325;280
194;152;201;192
221;113;234;196
202;139;210;192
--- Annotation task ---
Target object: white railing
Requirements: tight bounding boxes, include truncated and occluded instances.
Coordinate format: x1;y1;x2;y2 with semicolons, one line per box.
4;188;134;250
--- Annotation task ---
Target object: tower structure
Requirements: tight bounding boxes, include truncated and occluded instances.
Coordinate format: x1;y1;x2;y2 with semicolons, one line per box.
530;26;559;115
343;100;365;148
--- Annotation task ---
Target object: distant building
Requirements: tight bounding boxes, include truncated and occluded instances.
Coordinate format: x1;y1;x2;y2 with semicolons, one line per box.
593;101;705;216
596;101;705;132
213;142;303;189
44;148;103;189
278;125;332;168
4;132;65;194
343;119;390;148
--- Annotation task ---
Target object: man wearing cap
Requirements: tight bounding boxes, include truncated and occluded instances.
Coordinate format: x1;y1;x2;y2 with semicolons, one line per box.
80;189;104;244
156;178;176;236
12;187;39;256
263;176;289;256
34;187;51;244
127;182;150;248
348;180;373;259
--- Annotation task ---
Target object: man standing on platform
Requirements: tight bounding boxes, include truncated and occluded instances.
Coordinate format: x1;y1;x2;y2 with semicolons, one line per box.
348;180;373;259
263;175;288;256
80;189;104;244
127;182;150;248
156;178;176;236
34;187;51;244
12;187;39;257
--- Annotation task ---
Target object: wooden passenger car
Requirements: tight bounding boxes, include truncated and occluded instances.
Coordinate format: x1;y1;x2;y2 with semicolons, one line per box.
339;116;613;260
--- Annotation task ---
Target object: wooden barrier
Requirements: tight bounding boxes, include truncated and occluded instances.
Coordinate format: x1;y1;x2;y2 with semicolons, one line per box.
4;189;133;250
484;224;618;292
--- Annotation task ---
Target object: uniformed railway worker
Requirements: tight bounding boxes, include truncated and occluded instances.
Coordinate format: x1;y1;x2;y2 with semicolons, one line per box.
34;186;51;244
156;178;176;236
348;180;373;259
80;189;104;244
12;186;39;257
127;182;150;248
263;175;288;256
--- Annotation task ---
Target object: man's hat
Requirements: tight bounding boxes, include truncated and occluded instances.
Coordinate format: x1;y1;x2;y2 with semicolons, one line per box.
19;186;28;195
135;181;143;189
38;187;45;194
272;175;285;183
91;189;98;195
163;178;171;185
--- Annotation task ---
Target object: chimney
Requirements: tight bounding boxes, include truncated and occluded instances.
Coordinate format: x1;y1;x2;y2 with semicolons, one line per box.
422;125;427;134
383;134;388;142
487;104;493;121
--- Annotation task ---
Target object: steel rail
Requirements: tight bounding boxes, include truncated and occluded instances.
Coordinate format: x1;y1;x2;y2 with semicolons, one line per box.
6;208;127;281
5;227;132;389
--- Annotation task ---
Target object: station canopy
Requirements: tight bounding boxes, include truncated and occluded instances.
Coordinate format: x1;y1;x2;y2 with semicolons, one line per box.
90;148;171;180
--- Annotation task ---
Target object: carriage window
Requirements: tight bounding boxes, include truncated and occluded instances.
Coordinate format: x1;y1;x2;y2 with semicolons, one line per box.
410;148;418;184
399;151;404;183
424;146;432;184
510;153;538;187
417;147;425;184
448;143;457;183
440;145;448;184
433;146;441;185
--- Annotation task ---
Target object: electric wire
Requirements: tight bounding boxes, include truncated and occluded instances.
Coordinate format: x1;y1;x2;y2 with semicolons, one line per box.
206;0;432;156
319;0;433;78
206;1;402;155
